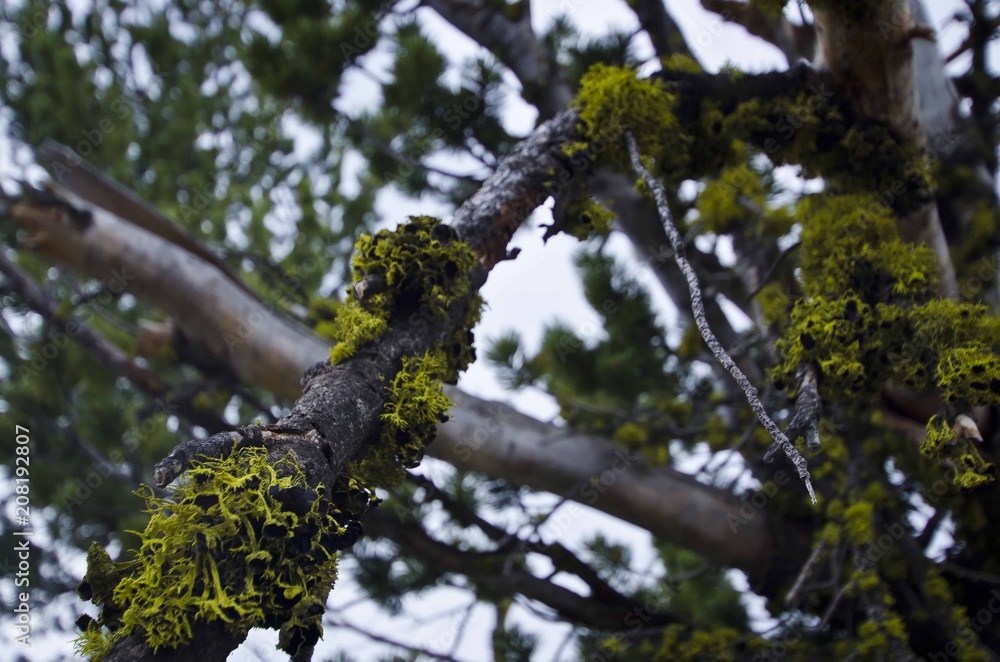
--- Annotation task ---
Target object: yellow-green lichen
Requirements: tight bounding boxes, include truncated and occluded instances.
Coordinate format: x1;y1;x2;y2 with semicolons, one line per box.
923;568;994;661
75;446;374;659
317;217;483;489
613;421;649;448
771;194;998;487
661;54;702;73
320;215;480;370
843;500;875;546
754;282;791;329
696;164;768;235
327;302;389;365
922;416;995;489
355;349;455;487
680;86;932;210
570;64;686;174
772;195;995;398
794;194;938;300
655;625;743;661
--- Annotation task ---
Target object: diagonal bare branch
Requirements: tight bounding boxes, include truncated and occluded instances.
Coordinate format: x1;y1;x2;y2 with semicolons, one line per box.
625;131;816;504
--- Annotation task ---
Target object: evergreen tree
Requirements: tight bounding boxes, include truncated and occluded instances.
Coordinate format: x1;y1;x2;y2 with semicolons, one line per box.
1;0;999;660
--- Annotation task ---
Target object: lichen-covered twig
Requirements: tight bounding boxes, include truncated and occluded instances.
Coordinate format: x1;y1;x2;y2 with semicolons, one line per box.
766;364;822;463
624;132;816;504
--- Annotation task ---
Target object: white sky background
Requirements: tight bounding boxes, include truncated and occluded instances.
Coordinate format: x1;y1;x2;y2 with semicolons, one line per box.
0;0;987;660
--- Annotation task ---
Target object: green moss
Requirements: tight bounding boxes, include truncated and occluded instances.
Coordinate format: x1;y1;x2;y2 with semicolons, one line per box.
561;195;616;240
613;421;649;447
794;195;938;301
773;195;993;397
678;87;932;209
754;282;791;329
75;446;374;659
770;194;998;487
843;500;874;546
327;302;389;365
656;625;744;661
923;568;994;661
935;345;1000;405
810;432;848;481
922;416;995;489
74;543;135;660
661;54;702;73
74;624;125;661
696;164;768;234
571;64;687;173
312;216;483;491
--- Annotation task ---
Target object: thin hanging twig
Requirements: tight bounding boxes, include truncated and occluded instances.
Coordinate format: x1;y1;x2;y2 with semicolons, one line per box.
624;131;816;504
785;539;827;606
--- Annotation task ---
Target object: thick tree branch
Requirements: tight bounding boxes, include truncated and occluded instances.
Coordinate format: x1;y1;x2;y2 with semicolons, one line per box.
812;0;958;297
452;110;579;268
628;0;697;61
36;140;260;302
434;389;788;587
1;136;791;581
4;187;328;400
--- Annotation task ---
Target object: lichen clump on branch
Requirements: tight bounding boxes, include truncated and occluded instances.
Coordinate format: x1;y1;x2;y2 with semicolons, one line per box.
770;194;998;488
78;216;483;660
566;64;997;491
323;215;480;370
570;63;687;176
315;215;483;488
75;446;373;660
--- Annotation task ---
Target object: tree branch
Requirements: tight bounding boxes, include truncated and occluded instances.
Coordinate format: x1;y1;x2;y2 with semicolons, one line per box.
625;131;816;504
628;0;697;61
811;0;958;298
701;0;815;65
363;508;675;631
1;132;795;585
422;0;572;118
